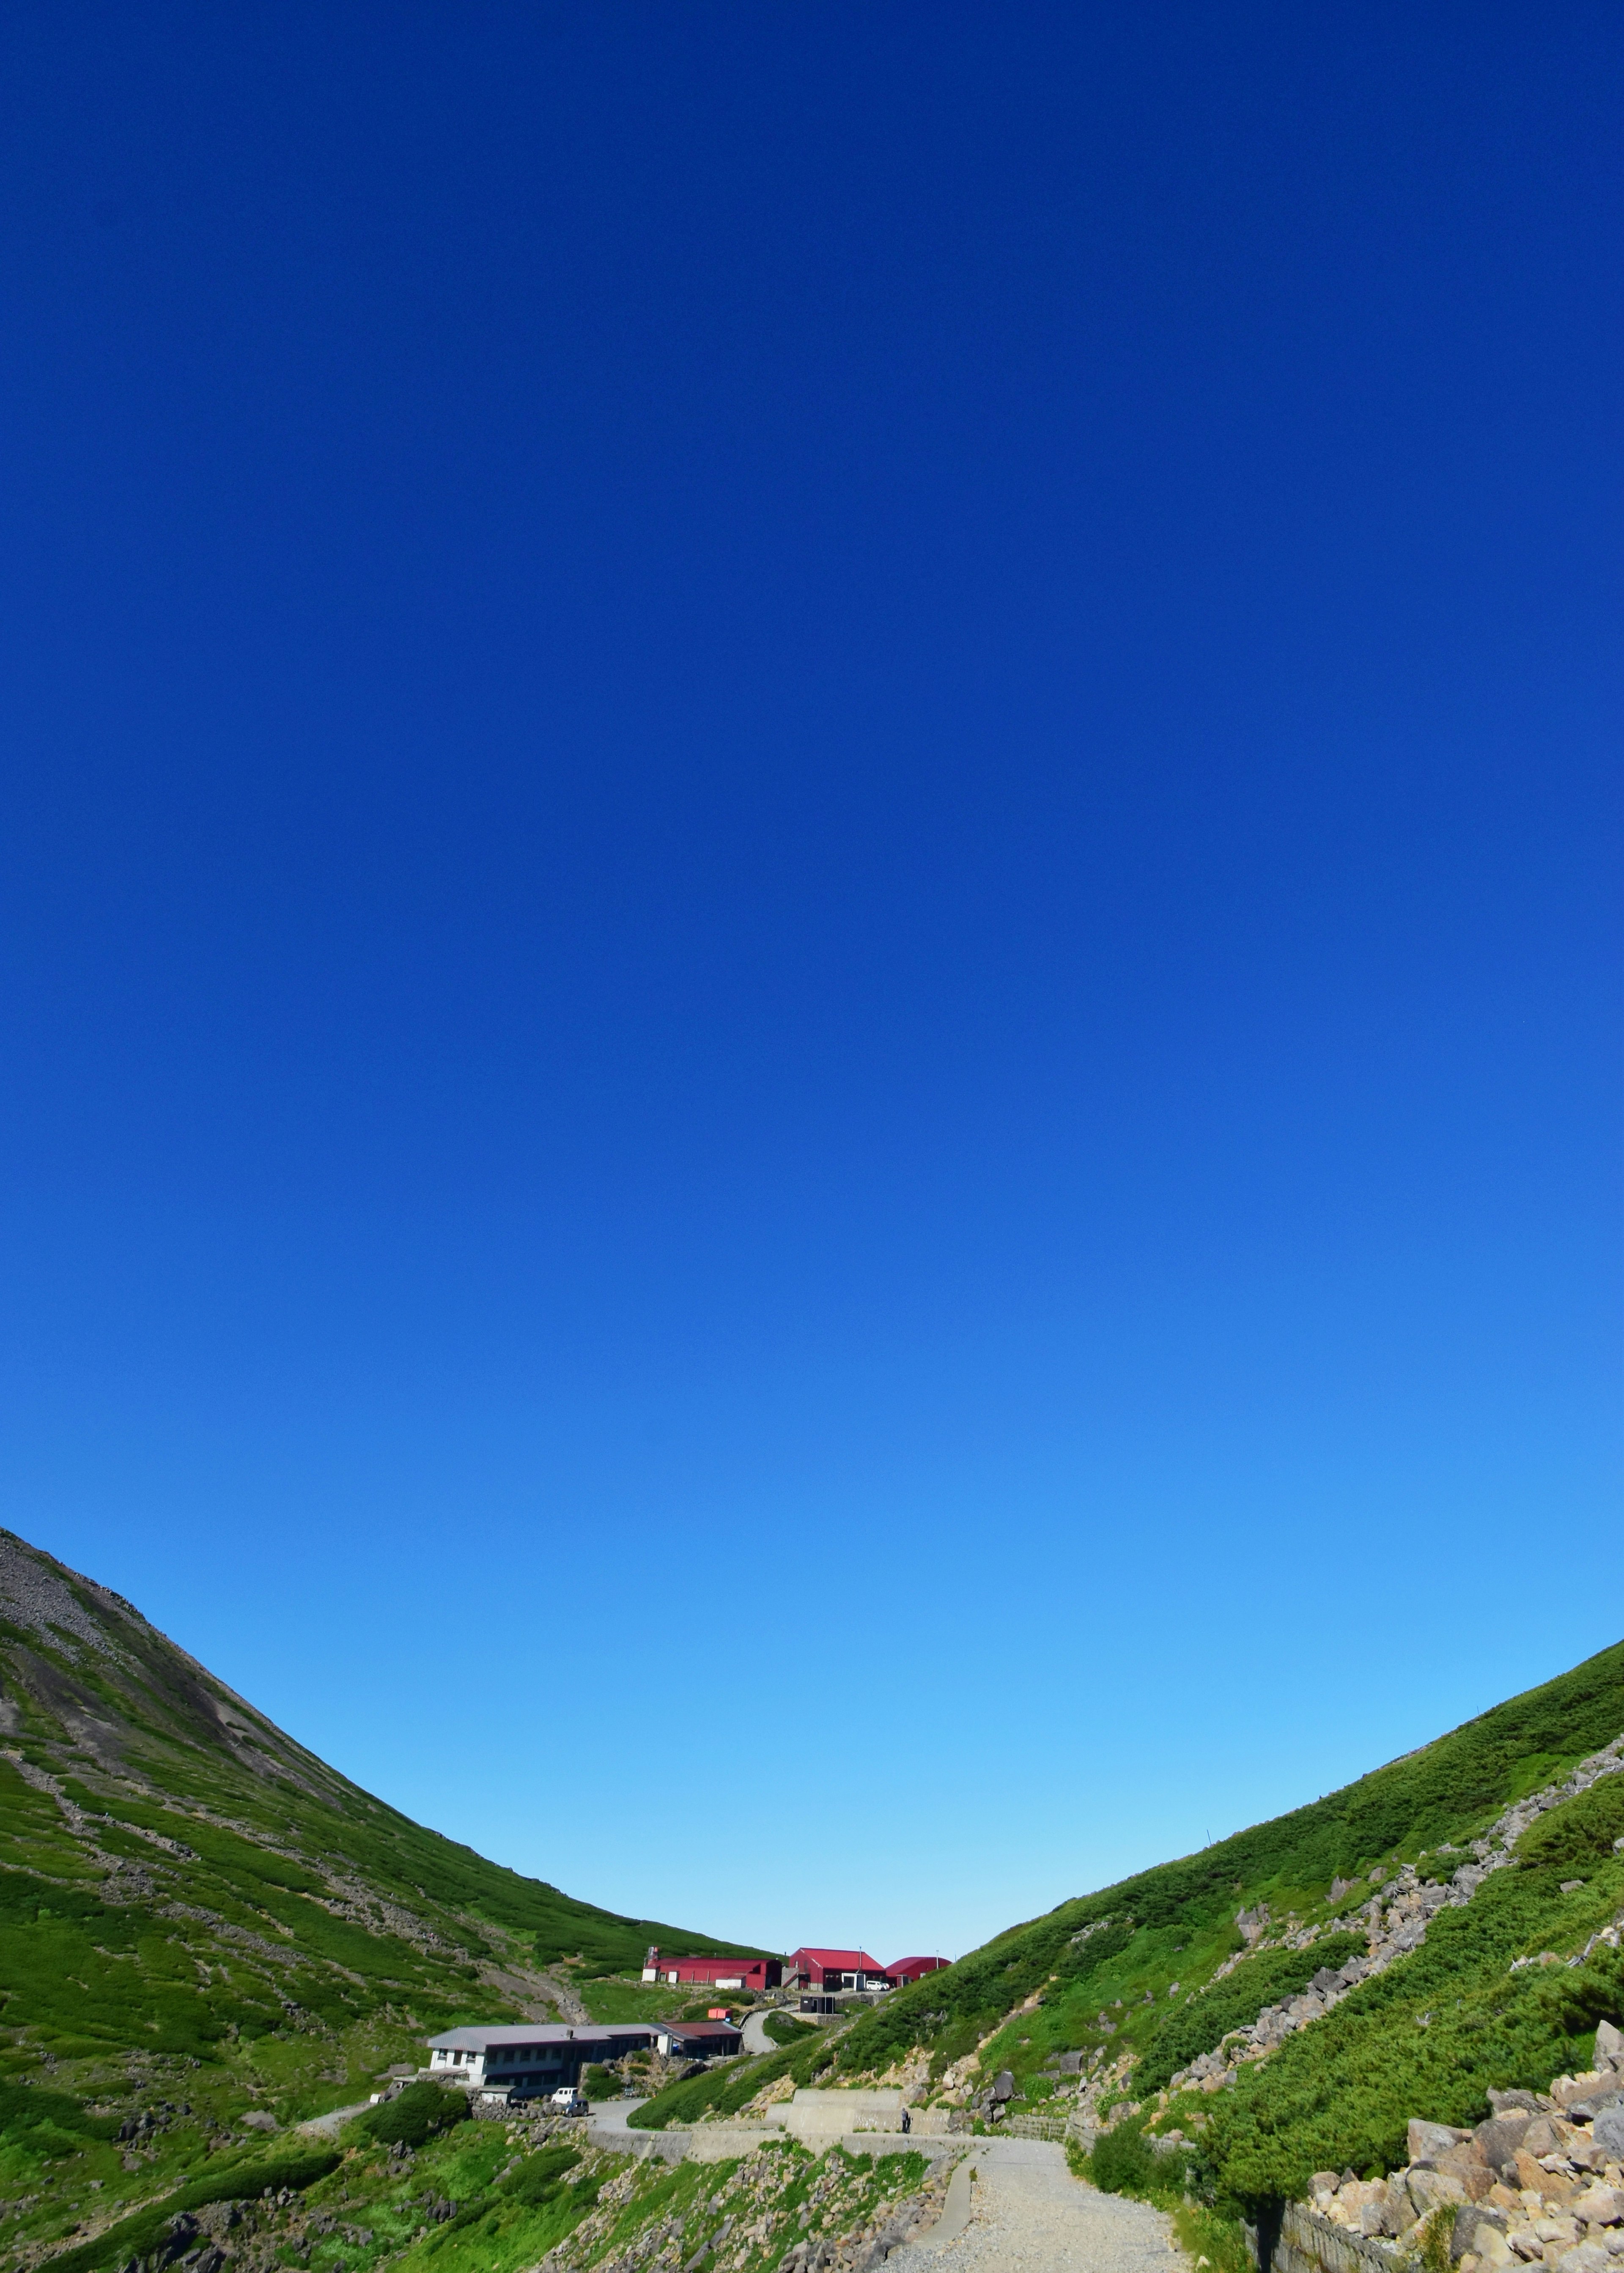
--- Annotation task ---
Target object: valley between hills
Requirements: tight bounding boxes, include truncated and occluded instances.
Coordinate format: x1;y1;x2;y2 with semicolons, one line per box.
2;1527;1622;2273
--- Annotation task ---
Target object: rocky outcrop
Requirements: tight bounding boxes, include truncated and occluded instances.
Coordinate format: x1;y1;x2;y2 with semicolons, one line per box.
1308;2029;1624;2270
1166;1736;1624;2097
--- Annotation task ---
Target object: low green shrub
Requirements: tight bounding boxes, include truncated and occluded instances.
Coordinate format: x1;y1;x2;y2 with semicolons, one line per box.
498;2145;582;2207
1135;1932;1366;2095
357;2081;470;2149
630;2032;834;2129
0;2081;123;2153
40;2147;341;2273
1083;2116;1191;2200
763;2013;818;2046
1205;1848;1624;2206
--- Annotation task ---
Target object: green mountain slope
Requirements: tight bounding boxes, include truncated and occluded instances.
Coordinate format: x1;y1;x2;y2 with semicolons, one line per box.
816;1643;1624;2206
0;1526;764;2262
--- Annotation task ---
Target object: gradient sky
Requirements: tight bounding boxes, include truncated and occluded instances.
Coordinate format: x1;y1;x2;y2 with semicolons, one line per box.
1;4;1619;1962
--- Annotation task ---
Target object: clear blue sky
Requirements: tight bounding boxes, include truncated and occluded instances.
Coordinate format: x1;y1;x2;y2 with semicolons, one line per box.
1;5;1619;1962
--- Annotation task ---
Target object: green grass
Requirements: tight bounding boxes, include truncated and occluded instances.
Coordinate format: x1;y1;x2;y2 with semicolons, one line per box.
1133;1932;1367;2094
628;2032;838;2129
1203;1779;1624;2207
39;2144;342;2273
831;1640;1624;2106
763;2012;820;2046
0;1526;775;2264
573;1976;692;2023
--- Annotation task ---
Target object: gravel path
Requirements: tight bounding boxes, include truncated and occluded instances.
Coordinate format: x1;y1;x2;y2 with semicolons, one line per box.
910;2138;1180;2273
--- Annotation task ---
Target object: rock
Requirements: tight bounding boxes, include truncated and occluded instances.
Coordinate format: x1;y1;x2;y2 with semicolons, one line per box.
1414;2122;1476;2163
1439;2148;1496;2203
1361;2194;1397;2238
1410;2172;1470;2216
1597;2109;1624;2161
1492;2093;1544;2118
1597;2023;1623;2067
1547;2246;1613;2273
1572;2189;1624;2227
1473;2224;1514;2269
240;2111;278;2133
1515;2151;1575;2202
1311;1969;1343;1995
1479;2116;1536;2172
1454;2206;1510;2261
1523;2120;1561;2159
991;2071;1015;2103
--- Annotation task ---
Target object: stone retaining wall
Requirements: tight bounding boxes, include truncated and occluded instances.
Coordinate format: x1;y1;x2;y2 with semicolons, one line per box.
1254;2200;1398;2273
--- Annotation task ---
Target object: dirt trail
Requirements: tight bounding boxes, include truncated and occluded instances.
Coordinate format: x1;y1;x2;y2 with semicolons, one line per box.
909;2137;1179;2273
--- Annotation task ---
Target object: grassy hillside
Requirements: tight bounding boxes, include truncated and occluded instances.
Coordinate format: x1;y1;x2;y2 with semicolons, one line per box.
821;1642;1624;2211
0;1527;766;2267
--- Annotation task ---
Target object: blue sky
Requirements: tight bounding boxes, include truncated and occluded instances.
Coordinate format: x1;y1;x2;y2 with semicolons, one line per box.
0;4;1619;1960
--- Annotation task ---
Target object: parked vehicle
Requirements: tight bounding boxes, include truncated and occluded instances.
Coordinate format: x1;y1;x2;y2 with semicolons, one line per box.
547;2087;589;2116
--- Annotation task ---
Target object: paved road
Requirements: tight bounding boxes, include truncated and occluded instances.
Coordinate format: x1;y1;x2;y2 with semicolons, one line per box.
741;2011;778;2055
585;2098;646;2136
907;2137;1179;2273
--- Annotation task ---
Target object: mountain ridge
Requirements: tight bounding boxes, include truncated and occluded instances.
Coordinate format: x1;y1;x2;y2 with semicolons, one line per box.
0;1528;764;2146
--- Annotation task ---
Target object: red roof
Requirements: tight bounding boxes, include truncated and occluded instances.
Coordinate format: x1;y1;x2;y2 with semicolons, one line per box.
791;1947;885;1972
886;1956;949;1976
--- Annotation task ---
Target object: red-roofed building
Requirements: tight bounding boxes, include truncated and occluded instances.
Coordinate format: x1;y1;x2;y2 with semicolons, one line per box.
789;1947;889;1992
886;1956;950;1985
639;1950;782;1992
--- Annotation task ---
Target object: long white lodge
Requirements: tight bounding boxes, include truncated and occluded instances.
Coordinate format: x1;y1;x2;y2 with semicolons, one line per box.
426;2018;742;2094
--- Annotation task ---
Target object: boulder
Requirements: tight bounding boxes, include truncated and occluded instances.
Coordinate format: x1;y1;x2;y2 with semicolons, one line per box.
1437;2147;1495;2202
1544;2246;1612;2273
1409;2171;1470;2217
1453;2205;1509;2262
1522;2119;1561;2159
240;2111;278;2133
1514;2151;1574;2202
1596;2022;1623;2067
1360;2193;1398;2238
1478;2116;1535;2173
991;2071;1015;2103
1384;2177;1420;2235
1490;2092;1544;2117
1413;2122;1476;2163
1571;2188;1624;2227
1592;2106;1624;2160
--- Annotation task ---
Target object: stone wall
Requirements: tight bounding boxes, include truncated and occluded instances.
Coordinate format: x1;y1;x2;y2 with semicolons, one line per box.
1259;2202;1399;2273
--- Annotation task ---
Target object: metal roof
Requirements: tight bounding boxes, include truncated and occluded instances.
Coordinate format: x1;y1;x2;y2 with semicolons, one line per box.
428;2023;659;2051
790;1947;885;1971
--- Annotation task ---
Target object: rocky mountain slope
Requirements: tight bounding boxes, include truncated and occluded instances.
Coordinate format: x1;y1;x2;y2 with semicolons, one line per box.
0;1525;765;2266
686;1642;1624;2224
